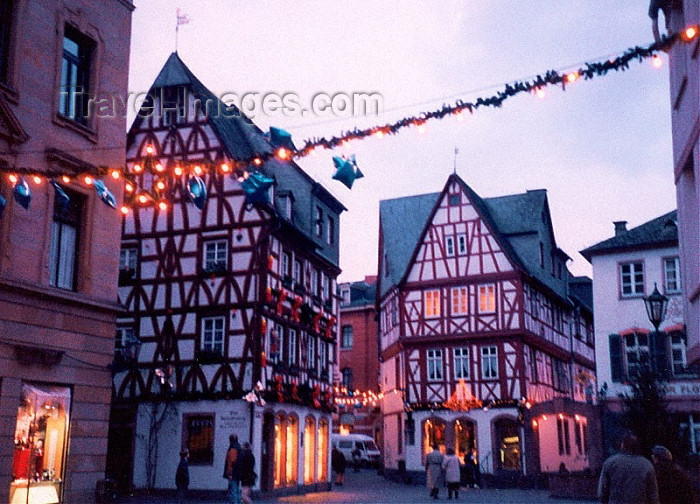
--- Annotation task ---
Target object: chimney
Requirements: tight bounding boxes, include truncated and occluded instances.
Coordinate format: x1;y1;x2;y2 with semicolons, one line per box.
613;221;628;236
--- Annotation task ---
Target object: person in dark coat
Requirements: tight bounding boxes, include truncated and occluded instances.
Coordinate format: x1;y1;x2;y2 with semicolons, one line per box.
239;442;256;504
224;434;242;504
331;446;346;485
175;449;189;504
651;445;698;504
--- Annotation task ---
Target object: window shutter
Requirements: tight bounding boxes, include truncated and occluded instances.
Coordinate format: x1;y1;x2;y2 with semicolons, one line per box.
608;334;624;383
652;331;670;379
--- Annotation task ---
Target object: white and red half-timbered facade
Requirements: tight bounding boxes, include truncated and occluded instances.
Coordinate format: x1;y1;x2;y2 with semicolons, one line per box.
378;174;597;485
107;53;342;497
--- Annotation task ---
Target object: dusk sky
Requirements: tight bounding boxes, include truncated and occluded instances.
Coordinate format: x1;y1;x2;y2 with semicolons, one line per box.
128;2;676;283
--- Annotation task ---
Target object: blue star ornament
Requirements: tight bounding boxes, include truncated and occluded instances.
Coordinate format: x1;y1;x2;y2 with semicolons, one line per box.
50;180;70;208
0;194;5;219
241;171;274;206
92;180;117;209
187;175;207;210
269;127;296;151
332;155;363;189
13;177;31;209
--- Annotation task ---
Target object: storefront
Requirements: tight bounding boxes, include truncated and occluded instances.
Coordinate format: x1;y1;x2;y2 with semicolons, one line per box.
10;383;71;504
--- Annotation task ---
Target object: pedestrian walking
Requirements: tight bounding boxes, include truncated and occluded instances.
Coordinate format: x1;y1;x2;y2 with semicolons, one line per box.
224;434;243;504
331;446;346;485
598;432;659;504
175;449;189;504
425;443;444;500
352;446;362;472
239;442;256;504
442;447;461;500
651;445;698;504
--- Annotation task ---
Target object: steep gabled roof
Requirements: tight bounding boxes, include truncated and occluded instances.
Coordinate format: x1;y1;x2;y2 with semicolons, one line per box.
130;52;272;160
580;210;678;262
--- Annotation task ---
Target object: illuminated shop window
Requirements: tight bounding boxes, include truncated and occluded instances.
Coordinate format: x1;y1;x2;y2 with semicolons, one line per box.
317;418;329;481
304;417;316;484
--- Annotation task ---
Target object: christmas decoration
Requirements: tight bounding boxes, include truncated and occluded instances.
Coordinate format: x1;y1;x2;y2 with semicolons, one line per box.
92;179;117;209
268;127;296;152
240;171;274;206
50;180;70;208
332;155;363;189
0;194;5;218
186;175;207;210
12;177;31;209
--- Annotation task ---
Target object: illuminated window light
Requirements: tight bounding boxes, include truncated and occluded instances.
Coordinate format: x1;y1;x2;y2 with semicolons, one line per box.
683;26;698;41
532;420;538;428
574;414;581;422
9;174;18;184
155;163;165;172
61;175;71;183
558;413;564;420
276;147;290;160
133;164;142;173
220;163;231;173
84;176;93;185
542;414;548;421
111;170;121;179
193;165;203;175
174;166;184;176
652;54;663;69
33;175;42;185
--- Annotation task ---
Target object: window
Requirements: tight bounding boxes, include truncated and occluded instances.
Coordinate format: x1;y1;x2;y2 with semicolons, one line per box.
340;285;351;304
203;239;227;271
457;233;467;255
315;206;323;236
201;316;225;354
391;297;398;325
557;416;571;456
282;251;291;278
448;193;460;205
620;262;644;297
322;273;330;300
451;287;468;316
528;347;538;382
327;216;334;245
341;325;353;349
341;368;353;390
288;328;297;365
119;247;138;272
0;0;12;84
270;324;283;363
318;340;327;375
453;347;470;380
624;330;650;378
445;236;455;257
115;326;135;351
424;289;440;318
553;359;570;392
478;284;496;313
49;186;82;290
664;257;681;293
183;414;215;465
427;349;443;381
293;259;302;284
574;416;587;455
481;346;498;379
311;267;319;296
307;335;315;370
60;26;94;124
671;332;687;375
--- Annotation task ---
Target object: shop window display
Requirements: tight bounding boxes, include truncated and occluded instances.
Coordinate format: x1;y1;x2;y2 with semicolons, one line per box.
11;383;71;504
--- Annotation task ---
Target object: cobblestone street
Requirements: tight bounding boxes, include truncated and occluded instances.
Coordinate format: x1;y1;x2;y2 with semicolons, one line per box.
117;469;597;504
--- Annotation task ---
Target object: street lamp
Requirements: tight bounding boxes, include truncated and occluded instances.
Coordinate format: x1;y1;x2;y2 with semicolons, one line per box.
644;283;669;332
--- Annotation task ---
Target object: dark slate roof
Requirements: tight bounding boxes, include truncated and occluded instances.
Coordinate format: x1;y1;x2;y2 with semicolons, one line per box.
379;174;574;301
580;210;678;262
569;276;593;313
140;52;272;161
340;280;377;309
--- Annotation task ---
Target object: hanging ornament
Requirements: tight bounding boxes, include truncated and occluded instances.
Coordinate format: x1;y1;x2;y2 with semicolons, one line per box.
0;194;5;219
332;155;363;189
92;180;117;209
12;177;31;209
50;180;70;208
187;175;207;210
240;171;274;206
268;127;296;152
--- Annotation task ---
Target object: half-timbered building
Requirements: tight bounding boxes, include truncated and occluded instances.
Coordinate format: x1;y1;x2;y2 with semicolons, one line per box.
107;53;342;497
378;174;597;485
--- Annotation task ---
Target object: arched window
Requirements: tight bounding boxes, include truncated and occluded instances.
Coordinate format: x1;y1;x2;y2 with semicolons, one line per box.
423;417;446;456
304;417;316;484
317;418;329;481
286;414;299;485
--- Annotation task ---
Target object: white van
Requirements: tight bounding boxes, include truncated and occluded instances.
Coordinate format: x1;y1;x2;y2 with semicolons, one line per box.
331;433;381;468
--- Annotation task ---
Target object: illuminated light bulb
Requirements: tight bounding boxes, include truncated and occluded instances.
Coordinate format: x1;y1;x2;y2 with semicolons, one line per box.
62;175;70;183
532;420;538;428
193;165;203;175
33;176;42;185
156;180;166;191
158;201;168;211
145;145;155;155
155;163;165;172
558;413;564;420
652;54;663;69
566;72;579;83
120;205;129;215
542;414;548;421
174;166;183;176
253;157;262;166
417;124;426;134
374;130;384;139
276;147;290;160
683;26;698;41
133;164;142;173
125;182;134;193
220;163;231;173
535;88;546;99
456;111;465;122
138;194;149;204
84;176;93;185
9;174;18;184
111;170;121;179
574;414;580;421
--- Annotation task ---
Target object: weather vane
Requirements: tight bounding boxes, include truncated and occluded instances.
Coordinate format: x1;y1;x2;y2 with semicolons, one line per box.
175;8;190;53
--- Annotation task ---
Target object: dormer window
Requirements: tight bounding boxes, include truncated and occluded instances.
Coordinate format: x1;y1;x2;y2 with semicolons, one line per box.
278;192;294;220
340;285;351;304
315;206;324;237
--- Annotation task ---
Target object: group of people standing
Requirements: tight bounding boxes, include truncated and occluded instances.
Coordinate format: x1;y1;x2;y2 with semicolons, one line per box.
598;433;697;504
175;433;257;504
425;444;481;500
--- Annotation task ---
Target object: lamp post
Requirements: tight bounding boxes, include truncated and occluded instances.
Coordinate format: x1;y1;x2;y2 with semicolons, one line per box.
643;283;669;376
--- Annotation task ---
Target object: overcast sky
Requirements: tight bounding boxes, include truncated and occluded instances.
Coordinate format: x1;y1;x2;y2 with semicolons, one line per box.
128;1;675;283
